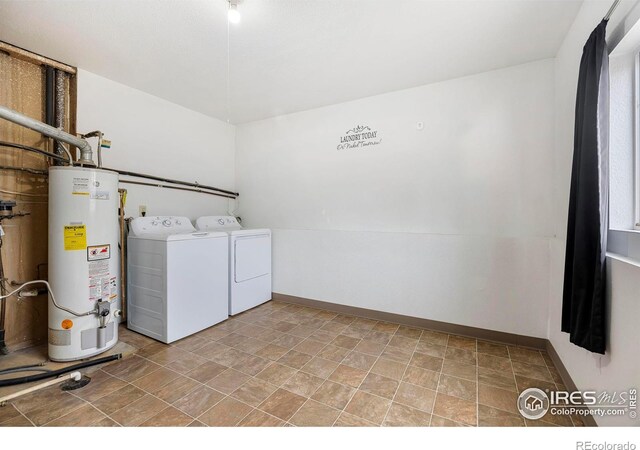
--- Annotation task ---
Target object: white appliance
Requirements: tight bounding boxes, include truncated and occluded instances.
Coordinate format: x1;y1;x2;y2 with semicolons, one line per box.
195;216;271;315
48;167;120;361
127;216;228;343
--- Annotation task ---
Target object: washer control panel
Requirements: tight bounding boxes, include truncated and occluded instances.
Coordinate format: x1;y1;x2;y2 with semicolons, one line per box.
130;216;196;236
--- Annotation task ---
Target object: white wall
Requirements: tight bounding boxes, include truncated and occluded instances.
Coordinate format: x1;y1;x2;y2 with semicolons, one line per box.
550;0;640;426
236;60;555;338
76;69;236;221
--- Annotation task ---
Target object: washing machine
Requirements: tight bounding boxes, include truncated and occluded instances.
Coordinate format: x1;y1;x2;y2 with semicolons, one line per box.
195;216;271;315
127;216;229;343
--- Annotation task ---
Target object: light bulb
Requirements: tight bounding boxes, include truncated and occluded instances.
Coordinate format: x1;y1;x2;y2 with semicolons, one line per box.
228;4;241;24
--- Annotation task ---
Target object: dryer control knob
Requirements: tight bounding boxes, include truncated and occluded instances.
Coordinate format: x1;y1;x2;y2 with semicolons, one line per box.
162;219;171;227
218;219;225;225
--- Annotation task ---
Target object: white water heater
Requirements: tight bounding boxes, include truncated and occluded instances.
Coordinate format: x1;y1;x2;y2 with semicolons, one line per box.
48;167;120;361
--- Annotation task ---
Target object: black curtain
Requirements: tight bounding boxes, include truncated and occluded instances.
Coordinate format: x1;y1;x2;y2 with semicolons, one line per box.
562;19;609;354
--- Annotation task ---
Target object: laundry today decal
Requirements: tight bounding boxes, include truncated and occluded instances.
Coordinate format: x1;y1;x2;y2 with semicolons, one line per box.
337;125;382;151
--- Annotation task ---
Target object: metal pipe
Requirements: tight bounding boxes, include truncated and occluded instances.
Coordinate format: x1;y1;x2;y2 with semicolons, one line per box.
54;70;67;163
0;105;93;165
119;179;237;199
81;131;104;168
109;168;239;197
604;0;621;20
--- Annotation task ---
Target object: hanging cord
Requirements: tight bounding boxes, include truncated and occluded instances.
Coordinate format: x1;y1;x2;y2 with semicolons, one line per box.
1;280;97;317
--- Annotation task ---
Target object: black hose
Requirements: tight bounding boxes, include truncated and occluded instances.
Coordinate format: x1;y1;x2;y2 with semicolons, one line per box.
0;353;122;387
0;141;67;163
0;367;52;375
0;362;46;374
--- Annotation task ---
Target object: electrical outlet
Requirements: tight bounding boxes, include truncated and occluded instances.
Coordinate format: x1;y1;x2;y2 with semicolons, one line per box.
416;121;424;130
139;205;147;217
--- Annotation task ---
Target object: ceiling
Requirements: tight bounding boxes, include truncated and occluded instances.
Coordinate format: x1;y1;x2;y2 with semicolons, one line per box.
0;0;583;124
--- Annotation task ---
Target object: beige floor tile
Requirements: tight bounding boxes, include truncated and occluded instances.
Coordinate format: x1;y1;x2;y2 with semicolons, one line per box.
0;415;33;427
380;346;413;363
255;343;290;361
371;358;407;381
334;412;376;426
272;334;305;349
234;338;269;354
197;326;229;341
395;326;423;340
321;321;349;334
206;368;252;394
344;390;391;425
437;374;477;402
478;353;512;372
341;326;370;340
387;335;418;351
290;400;341;426
132;367;181;392
402;366;440;390
278;350;314;369
477;341;509;358
353;340;386;356
509;347;546;367
145;346;191;366
45;404;106;427
444;347;477;365
0;404;22;424
359;373;399;399
328;364;368;388
218;332;251;348
255;363;297;386
442;360;476;381
312;381;356;410
281;371;325;397
433;393;477;426
447;335;477;351
515;375;556;392
371;322;399;334
478;384;519;415
102;355;161;382
198;397;254;426
140;406;193;427
362;330;393;345
185;361;228;383
293;338;326;356
165;352;209;374
420;331;449;346
231;378;278;407
409;352;443;372
511;361;553;382
383;402;431;427
92;384;146;415
309;329;339;344
331;335;360;350
415;341;446;358
301;357;340;379
430;415;467;427
95;417;120;427
232;354;272;376
478;404;525;427
73;369;128;402
110;394;167;427
318;345;352;363
173;335;210;353
173;385;225;417
478;367;517;392
394;382;436;413
342;351;377;371
258;388;307;421
238;409;285;426
148;375;200;404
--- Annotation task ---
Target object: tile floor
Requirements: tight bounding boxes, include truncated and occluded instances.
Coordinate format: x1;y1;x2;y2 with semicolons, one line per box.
0;300;583;427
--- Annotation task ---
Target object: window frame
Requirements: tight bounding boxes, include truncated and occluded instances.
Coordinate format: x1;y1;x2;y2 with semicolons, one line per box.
634;52;640;230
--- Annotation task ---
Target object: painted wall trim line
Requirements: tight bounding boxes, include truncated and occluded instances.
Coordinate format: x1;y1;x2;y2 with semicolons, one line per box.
545;340;598;427
272;292;547;350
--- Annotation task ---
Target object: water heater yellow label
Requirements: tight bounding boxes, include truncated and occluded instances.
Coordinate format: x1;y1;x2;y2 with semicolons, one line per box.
63;225;86;251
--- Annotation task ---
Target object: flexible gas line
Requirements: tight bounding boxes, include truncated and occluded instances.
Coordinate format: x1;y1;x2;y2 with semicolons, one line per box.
0;280;97;317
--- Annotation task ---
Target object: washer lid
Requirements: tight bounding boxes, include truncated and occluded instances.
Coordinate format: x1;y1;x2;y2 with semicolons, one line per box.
129;216;195;237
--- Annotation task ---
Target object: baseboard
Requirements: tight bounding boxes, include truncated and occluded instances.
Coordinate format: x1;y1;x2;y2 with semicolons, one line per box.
545;340;598;427
272;293;547;350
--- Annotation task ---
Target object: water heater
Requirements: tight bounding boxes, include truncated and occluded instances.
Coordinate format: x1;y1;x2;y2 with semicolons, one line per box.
48;166;120;361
